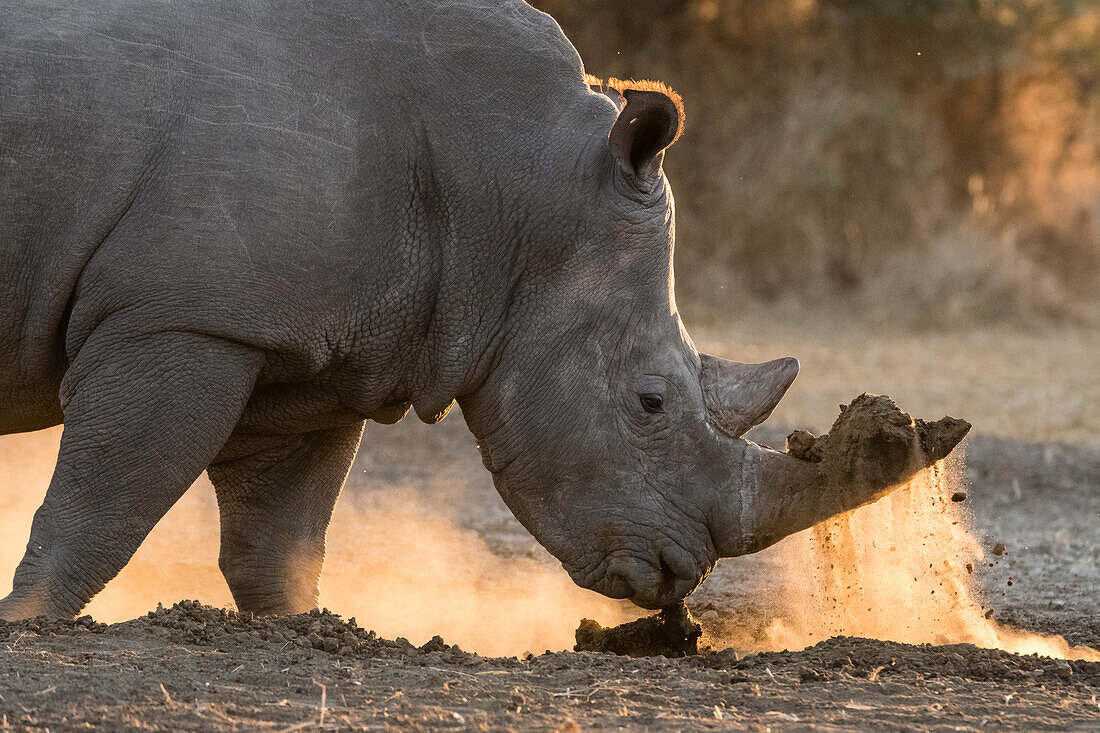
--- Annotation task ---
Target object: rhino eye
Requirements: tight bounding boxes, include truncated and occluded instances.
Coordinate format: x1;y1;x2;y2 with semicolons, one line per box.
640;393;664;413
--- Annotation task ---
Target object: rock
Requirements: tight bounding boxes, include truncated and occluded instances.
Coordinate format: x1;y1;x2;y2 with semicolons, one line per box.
950;491;967;502
992;543;1006;556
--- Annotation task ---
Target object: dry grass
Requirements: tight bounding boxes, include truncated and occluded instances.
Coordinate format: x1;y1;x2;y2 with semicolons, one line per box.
695;318;1099;446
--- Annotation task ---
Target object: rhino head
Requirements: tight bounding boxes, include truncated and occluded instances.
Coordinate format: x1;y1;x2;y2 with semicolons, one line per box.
457;79;966;609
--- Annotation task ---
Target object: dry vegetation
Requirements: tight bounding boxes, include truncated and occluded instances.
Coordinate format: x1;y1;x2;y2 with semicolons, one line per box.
537;0;1100;328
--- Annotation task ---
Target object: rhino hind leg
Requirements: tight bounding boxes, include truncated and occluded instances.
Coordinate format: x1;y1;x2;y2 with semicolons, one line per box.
0;330;262;620
207;422;363;616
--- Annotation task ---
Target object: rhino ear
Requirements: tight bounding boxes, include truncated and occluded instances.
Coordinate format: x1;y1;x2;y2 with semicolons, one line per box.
607;81;684;186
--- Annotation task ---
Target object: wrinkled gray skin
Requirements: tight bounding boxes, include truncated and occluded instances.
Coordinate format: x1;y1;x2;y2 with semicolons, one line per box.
0;0;943;620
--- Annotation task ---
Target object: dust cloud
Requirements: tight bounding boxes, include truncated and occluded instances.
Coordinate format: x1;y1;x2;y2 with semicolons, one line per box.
0;429;637;657
733;452;1100;662
5;430;1095;660
319;489;639;657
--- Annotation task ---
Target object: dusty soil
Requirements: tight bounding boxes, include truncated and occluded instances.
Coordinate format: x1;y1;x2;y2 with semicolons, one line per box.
1;414;1098;731
2;601;1099;732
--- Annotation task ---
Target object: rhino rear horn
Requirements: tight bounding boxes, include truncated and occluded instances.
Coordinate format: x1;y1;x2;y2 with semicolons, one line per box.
700;354;799;438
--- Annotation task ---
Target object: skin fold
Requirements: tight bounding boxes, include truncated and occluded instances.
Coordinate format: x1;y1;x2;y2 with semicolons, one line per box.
0;0;962;620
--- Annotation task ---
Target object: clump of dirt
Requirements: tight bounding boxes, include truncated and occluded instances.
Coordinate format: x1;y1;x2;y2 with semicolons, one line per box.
575;604;701;657
785;393;970;470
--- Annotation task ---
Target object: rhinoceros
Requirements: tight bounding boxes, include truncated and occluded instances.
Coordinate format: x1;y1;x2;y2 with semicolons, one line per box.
0;0;964;620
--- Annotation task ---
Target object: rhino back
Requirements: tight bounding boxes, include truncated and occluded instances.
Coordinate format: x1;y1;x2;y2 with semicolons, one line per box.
0;0;589;421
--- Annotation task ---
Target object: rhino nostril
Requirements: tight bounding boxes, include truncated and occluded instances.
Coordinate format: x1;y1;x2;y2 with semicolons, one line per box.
658;544;696;582
606;571;633;599
657;555;676;592
597;550;701;609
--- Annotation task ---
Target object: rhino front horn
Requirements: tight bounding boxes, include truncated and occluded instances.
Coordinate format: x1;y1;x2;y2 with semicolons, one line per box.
700;353;799;438
708;393;971;558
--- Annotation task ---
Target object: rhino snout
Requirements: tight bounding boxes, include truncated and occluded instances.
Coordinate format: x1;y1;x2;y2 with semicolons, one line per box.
570;542;711;610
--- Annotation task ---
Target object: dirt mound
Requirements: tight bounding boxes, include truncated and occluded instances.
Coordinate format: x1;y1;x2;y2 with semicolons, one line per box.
0;614;107;638
0;601;488;664
109;601;493;667
705;636;1100;687
125;601;384;656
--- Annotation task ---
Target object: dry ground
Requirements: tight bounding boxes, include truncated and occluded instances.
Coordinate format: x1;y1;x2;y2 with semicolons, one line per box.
0;323;1097;731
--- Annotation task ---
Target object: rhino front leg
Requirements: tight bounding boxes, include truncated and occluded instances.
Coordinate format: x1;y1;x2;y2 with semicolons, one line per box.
207;422;364;616
0;329;262;620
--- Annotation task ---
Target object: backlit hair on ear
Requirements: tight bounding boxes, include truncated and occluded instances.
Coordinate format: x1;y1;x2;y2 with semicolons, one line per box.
583;73;604;88
605;78;684;145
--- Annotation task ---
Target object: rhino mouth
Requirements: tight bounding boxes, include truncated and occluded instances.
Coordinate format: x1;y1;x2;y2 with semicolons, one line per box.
566;541;715;610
